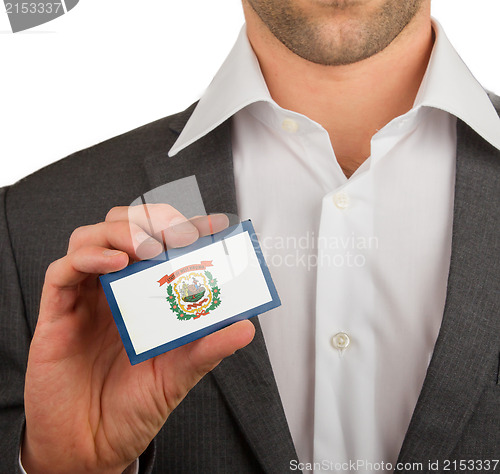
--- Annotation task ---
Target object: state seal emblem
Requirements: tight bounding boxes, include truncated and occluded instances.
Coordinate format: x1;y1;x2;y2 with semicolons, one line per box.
158;261;221;321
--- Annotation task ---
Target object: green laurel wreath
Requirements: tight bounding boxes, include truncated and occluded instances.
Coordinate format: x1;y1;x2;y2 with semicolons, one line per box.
167;271;221;321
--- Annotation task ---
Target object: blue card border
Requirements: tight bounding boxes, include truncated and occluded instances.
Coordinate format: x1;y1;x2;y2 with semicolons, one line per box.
100;220;281;365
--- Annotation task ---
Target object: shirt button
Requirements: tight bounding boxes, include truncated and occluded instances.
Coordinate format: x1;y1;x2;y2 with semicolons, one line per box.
333;192;350;210
282;118;299;133
331;332;350;350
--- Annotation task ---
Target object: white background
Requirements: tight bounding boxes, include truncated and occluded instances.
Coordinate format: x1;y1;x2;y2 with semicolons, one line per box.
1;0;498;187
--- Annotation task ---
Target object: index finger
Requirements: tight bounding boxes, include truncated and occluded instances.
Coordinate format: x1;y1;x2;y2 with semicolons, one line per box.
106;204;229;249
106;204;198;249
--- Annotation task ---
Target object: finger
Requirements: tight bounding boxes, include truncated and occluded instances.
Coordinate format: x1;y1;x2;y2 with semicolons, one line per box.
68;221;163;260
41;246;129;317
159;213;230;249
106;204;199;249
189;214;230;237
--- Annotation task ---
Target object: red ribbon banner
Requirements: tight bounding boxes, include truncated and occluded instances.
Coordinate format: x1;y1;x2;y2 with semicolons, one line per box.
158;261;213;287
193;310;209;319
186;298;208;310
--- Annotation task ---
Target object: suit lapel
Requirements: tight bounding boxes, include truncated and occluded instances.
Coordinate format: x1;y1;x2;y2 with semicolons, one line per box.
396;119;500;467
211;323;299;473
143;109;298;472
143;104;239;219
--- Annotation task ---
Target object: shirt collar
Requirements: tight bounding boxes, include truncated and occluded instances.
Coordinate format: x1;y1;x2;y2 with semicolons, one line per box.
169;26;272;157
415;19;500;150
169;20;500;157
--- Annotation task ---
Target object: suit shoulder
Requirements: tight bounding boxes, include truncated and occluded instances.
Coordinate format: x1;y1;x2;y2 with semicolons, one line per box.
9;103;196;193
5;103;196;206
3;103;197;236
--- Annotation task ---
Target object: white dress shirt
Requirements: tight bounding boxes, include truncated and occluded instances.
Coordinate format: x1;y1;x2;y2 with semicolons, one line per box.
169;20;500;474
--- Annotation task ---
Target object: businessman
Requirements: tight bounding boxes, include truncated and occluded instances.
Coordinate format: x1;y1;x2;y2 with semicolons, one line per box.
1;0;499;473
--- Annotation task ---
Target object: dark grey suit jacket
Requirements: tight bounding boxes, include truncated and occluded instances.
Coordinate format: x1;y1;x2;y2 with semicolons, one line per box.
0;97;499;473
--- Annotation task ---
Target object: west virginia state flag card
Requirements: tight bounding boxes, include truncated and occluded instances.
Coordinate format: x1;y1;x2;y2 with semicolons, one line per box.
100;220;281;365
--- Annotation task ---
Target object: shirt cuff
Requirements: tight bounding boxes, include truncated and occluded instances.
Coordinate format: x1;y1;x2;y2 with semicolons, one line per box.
19;445;139;474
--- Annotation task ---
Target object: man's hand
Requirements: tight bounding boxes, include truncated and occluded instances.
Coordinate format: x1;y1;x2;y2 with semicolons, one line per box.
22;205;255;474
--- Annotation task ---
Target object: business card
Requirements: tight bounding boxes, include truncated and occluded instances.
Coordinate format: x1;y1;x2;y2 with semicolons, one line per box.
100;220;280;365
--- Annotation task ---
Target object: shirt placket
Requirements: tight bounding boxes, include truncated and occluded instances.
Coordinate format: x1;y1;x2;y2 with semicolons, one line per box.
313;170;377;471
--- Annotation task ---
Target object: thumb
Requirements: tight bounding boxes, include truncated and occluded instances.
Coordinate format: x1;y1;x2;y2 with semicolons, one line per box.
186;319;256;373
153;320;256;408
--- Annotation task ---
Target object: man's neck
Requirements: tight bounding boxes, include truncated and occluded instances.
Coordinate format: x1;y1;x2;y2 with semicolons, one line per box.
244;5;434;178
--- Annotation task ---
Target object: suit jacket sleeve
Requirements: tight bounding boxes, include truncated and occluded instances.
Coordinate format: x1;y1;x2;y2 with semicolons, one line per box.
0;184;159;474
0;186;31;474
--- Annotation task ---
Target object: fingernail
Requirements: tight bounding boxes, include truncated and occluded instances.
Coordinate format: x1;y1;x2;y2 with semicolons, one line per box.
103;249;123;257
135;232;157;245
170;217;197;234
